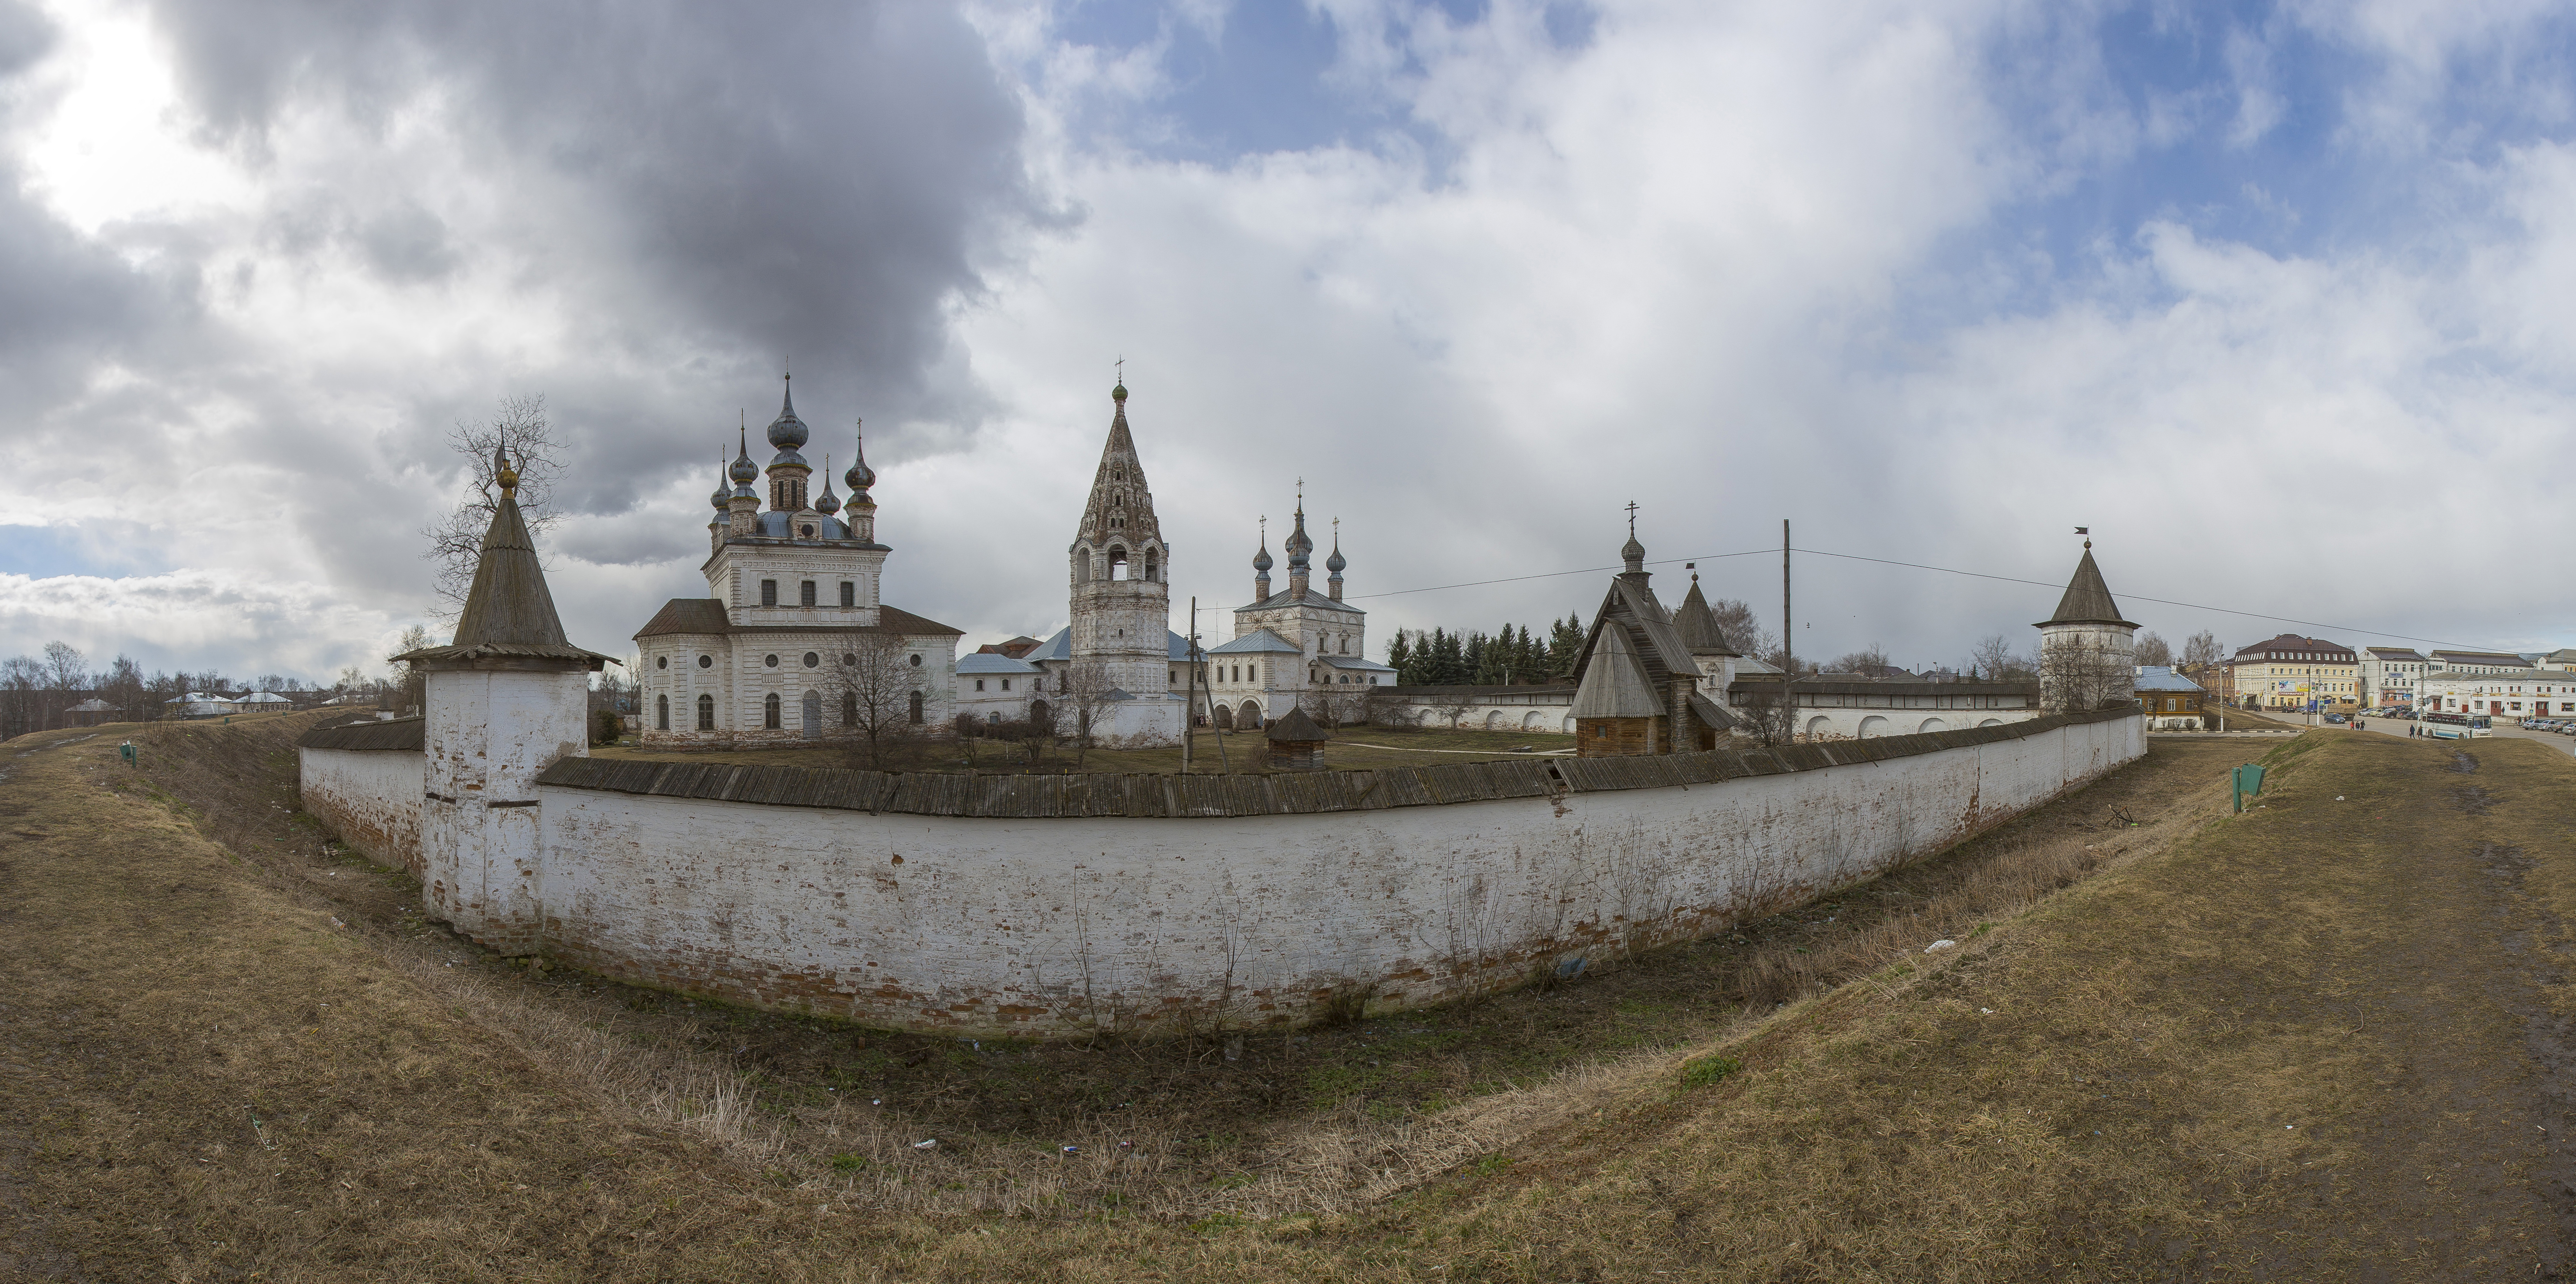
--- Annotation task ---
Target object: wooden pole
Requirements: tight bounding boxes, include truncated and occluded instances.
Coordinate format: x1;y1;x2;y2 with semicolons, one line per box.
1184;598;1197;775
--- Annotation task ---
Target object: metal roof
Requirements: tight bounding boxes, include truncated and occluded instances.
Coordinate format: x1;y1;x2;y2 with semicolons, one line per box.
400;491;615;669
1024;627;1194;661
634;600;962;640
1207;628;1303;655
1670;581;1740;656
1236;588;1364;616
957;652;1041;675
2133;666;2203;693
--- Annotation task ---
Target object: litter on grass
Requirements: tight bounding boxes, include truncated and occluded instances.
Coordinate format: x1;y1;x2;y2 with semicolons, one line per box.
1925;939;1957;952
913;1139;938;1150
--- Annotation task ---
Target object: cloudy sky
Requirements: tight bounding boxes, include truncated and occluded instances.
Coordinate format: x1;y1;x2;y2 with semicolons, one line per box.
4;0;2574;683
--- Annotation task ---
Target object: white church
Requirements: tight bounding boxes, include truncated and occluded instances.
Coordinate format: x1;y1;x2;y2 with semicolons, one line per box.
634;377;1401;750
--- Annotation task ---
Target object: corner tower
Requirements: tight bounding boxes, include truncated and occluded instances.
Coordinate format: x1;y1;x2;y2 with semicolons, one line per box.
1067;380;1176;737
395;446;613;954
2036;536;2139;713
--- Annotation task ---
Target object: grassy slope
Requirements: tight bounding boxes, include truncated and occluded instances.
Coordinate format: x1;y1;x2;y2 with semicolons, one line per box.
17;719;2564;1280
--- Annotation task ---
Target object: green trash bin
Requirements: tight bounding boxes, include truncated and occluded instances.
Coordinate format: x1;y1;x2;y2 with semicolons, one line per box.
2232;763;2266;813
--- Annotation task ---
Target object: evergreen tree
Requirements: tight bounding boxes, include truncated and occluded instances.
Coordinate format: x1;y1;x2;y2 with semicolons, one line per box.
1386;630;1413;684
1432;629;1467;685
1463;631;1490;684
1549;614;1587;678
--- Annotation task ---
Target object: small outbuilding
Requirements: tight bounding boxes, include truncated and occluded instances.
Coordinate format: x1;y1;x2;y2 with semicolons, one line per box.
66;698;115;726
1263;705;1329;771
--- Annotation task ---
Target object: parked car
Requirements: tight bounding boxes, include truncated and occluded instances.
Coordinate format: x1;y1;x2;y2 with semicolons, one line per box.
2324;713;2348;724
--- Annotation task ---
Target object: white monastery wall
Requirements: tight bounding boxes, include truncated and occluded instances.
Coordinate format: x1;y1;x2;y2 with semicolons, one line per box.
299;747;423;873
528;712;2140;1036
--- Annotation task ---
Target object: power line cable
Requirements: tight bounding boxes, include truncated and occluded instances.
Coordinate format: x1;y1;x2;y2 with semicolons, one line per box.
1348;543;2512;654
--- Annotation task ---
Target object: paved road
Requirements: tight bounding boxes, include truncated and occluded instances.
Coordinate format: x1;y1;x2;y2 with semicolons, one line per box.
2334;711;2576;756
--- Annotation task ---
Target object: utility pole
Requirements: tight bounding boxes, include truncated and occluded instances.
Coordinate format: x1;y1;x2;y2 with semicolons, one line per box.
1781;519;1795;735
1184;598;1197;774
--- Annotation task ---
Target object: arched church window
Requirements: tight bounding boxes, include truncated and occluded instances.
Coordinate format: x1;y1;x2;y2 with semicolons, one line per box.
656;655;669;669
1144;551;1158;581
698;654;712;669
800;581;816;607
696;694;714;731
842;692;857;725
764;693;782;729
804;652;819;668
908;691;925;724
1108;547;1129;581
908;654;922;668
764;654;780;668
840;582;855;608
761;579;778;607
656;694;669;731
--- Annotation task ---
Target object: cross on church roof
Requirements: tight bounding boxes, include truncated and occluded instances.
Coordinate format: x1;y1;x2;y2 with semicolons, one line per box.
1626;500;1639;536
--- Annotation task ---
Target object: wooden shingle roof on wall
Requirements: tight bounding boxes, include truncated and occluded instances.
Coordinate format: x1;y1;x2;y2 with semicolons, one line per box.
535;703;2140;820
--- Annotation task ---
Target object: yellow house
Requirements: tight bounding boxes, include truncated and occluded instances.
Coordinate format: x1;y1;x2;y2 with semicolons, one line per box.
2223;633;2359;711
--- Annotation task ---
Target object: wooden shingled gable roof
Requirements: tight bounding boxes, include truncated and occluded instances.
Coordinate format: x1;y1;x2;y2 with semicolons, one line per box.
1570;621;1664;718
1263;705;1329;742
1571;575;1697;691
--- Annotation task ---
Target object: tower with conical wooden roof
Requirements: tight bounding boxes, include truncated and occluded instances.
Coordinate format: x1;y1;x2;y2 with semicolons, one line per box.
2035;536;2139;713
393;444;615;954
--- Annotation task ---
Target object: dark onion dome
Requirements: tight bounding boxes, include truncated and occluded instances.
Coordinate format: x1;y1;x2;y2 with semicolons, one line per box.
814;459;842;515
765;381;809;451
709;456;731;510
1621;531;1645;570
845;426;875;492
1325;532;1346;574
768;447;809;471
1252;541;1273;572
729;427;759;485
1112;382;1127;403
1286;508;1314;566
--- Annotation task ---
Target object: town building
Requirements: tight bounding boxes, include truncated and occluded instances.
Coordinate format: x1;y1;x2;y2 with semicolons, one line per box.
954;651;1044;727
633;382;962;747
2133;666;2204;730
2222;635;2358;710
2359;647;2430;707
2426;650;2533;676
2544;648;2576;672
2419;670;2576;719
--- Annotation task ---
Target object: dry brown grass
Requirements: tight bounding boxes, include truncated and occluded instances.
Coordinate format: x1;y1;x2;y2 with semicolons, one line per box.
15;714;2408;1281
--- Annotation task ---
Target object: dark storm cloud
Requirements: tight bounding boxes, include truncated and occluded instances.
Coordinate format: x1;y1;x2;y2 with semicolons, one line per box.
0;2;185;407
145;0;1032;499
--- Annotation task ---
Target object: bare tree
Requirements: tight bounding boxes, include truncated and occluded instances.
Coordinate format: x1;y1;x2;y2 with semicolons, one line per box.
1704;597;1778;665
829;633;924;770
0;654;41;739
1826;644;1891;677
2134;630;2173;667
1300;685;1368;730
422;394;565;621
385;625;431;715
103;655;146;721
1732;680;1803;747
1965;633;2038;681
1057;662;1117;768
2040;635;2133;713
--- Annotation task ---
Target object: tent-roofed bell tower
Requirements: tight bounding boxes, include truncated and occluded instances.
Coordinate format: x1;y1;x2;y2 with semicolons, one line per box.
394;445;614;955
1066;379;1179;744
